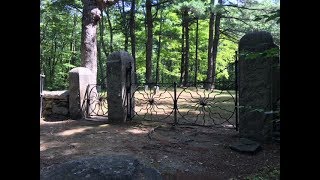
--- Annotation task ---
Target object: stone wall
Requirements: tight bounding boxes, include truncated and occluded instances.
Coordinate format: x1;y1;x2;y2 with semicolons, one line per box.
42;90;69;120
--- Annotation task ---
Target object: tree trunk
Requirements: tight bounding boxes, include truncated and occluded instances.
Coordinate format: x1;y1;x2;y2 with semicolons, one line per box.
71;14;77;66
70;14;76;51
205;0;215;90
155;8;163;84
100;11;109;57
80;0;118;83
180;24;185;84
183;9;190;87
70;14;77;68
105;9;113;52
130;0;137;83
81;0;101;83
145;0;153;83
118;0;129;51
161;69;164;83
211;0;223;85
97;32;104;84
98;12;109;85
100;10;110;88
194;18;199;86
51;39;57;84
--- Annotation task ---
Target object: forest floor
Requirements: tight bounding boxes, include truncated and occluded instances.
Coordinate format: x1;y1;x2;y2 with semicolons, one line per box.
40;118;280;180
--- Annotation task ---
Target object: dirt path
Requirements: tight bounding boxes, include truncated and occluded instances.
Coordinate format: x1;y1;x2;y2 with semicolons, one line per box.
40;118;280;179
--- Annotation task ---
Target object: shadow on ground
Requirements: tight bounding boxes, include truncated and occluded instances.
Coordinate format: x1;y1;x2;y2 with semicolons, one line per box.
40;118;280;179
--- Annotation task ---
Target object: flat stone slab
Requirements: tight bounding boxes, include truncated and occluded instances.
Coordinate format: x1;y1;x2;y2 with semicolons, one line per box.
229;138;261;154
40;155;162;180
43;90;69;100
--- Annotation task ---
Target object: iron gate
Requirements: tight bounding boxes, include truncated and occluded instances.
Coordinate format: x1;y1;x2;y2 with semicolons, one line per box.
84;60;239;129
129;57;239;129
40;74;45;118
130;81;238;129
84;84;108;119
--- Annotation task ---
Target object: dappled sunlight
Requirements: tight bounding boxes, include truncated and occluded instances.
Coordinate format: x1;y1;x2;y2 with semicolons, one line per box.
99;124;110;128
62;149;78;155
56;126;93;136
40;141;64;152
125;127;149;135
40;146;47;151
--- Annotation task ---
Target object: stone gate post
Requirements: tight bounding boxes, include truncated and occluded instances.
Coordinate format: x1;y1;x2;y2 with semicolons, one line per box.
238;31;280;142
106;51;135;123
69;67;95;119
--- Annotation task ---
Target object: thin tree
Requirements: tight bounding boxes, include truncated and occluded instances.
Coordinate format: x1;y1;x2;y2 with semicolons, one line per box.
183;8;190;86
70;14;78;66
194;17;199;86
205;0;215;90
117;0;129;51
155;6;163;84
97;30;104;84
211;0;223;86
145;0;172;84
145;0;153;84
176;1;205;86
129;0;137;82
105;9;113;52
179;24;185;84
98;11;108;85
99;11;109;58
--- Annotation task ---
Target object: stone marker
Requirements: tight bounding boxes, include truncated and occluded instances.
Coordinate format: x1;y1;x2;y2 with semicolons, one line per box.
69;67;95;119
229;138;261;154
106;51;135;123
40;155;162;180
238;31;279;142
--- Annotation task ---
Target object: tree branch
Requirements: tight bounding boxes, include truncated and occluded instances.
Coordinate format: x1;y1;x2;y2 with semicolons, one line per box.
66;5;83;13
221;16;252;27
220;30;238;43
153;6;159;19
223;4;265;11
223;0;276;14
222;27;247;34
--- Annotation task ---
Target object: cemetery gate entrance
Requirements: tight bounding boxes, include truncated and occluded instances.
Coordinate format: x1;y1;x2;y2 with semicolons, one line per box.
84;59;239;130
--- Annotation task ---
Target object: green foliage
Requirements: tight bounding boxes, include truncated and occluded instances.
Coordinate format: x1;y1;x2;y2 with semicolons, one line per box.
240;47;279;60
174;0;207;18
41;0;82;90
216;36;238;80
40;0;280;89
220;0;280;45
254;9;280;24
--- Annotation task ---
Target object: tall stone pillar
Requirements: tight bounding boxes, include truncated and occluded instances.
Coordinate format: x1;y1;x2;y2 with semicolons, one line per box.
107;51;135;123
238;31;280;142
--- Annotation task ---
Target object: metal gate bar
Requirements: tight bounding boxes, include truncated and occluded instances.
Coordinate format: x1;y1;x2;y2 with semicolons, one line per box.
40;74;45;118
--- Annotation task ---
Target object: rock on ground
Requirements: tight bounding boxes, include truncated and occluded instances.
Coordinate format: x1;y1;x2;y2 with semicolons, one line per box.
40;155;162;180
